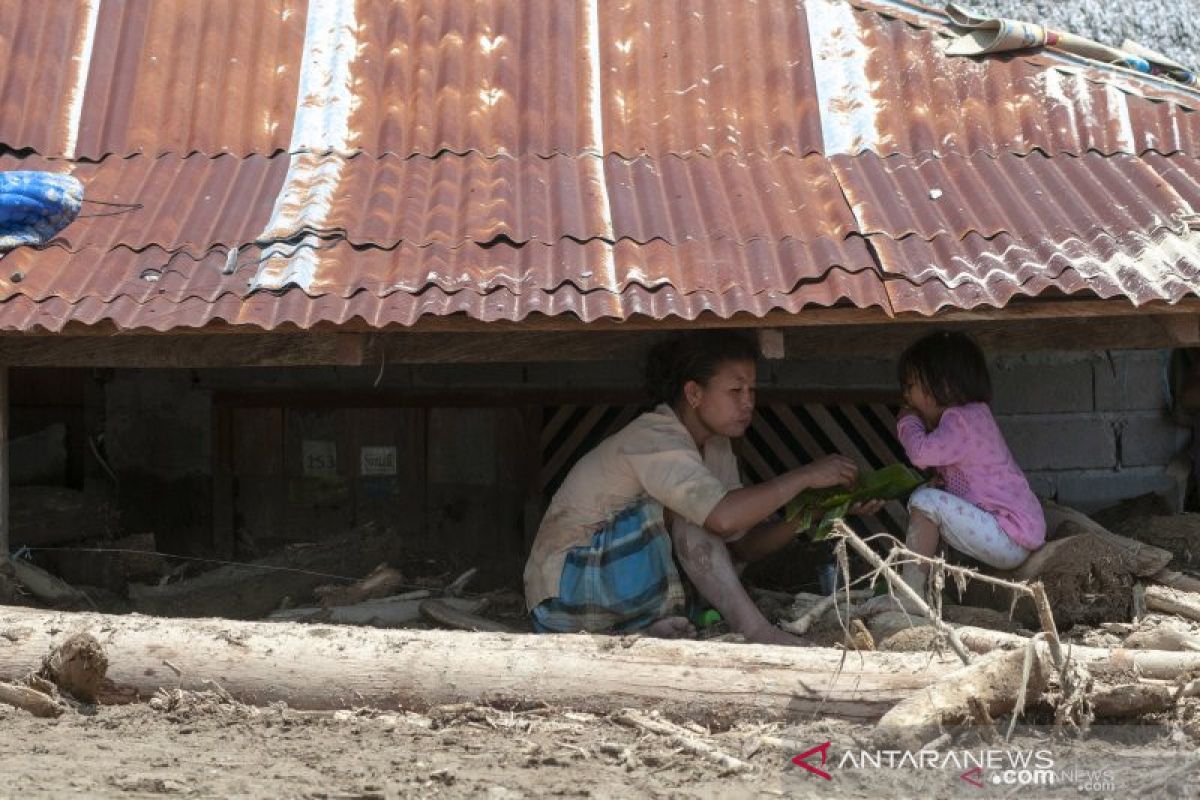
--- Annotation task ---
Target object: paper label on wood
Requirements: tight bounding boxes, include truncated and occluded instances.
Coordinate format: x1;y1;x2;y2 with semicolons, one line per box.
302;440;337;477
360;446;398;476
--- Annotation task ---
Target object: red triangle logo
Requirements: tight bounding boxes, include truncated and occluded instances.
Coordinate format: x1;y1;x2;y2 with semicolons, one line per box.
791;741;833;781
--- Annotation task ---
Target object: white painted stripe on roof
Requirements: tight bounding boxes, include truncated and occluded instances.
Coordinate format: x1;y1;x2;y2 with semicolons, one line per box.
583;0;618;291
1105;84;1136;154
1040;69;1136;153
64;0;101;159
253;0;360;292
805;0;882;156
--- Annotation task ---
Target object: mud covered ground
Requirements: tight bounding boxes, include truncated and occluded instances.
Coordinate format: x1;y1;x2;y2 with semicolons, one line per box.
2;696;1199;799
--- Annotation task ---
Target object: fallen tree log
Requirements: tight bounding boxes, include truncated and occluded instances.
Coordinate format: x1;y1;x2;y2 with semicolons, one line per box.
0;607;961;722
1144;585;1200;623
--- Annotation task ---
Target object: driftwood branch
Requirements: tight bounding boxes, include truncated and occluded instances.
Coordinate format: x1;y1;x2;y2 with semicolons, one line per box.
834;522;973;665
0;682;66;718
616;710;752;774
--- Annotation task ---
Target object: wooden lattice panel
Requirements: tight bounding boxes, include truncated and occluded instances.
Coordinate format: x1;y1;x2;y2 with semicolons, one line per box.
539;402;909;535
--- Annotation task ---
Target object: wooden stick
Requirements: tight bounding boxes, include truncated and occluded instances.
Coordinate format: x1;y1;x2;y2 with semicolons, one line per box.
444;568;478;597
781;593;840;636
1029;581;1065;671
834;522;972;665
616;709;752;774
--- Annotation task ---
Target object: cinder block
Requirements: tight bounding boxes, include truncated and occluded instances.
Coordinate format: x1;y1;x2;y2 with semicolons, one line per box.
770;358;896;391
1021;470;1059;500
1054;467;1180;513
995;415;1116;471
990;356;1093;414
1094;350;1169;412
1118;413;1191;467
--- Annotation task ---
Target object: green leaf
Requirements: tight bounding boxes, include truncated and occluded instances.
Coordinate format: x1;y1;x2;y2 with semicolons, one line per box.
785;463;925;541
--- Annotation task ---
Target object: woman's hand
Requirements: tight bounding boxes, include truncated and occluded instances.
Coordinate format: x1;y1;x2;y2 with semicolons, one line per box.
797;454;859;489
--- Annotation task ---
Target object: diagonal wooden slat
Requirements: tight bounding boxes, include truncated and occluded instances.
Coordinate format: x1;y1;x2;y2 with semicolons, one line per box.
540;404;578;450
540;404;611;489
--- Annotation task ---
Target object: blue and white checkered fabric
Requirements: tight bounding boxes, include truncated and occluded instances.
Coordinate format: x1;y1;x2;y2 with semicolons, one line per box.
531;499;686;634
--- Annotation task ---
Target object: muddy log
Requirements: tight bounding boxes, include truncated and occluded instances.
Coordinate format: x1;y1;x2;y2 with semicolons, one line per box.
0;607;962;722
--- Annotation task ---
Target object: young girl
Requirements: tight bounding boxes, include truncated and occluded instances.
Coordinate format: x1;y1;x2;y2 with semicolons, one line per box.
893;331;1045;600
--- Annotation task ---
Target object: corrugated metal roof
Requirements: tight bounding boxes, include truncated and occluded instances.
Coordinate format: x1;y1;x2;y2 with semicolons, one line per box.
20;152;855;253
0;237;880;303
1;0;1199;332
878;228;1200;314
832;151;1192;241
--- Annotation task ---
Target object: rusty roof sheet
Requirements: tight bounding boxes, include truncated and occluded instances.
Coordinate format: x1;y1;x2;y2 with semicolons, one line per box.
2;0;1200;332
9;0;1200;160
0;237;879;303
832;151;1193;241
878;228;1200;314
24;152;855;254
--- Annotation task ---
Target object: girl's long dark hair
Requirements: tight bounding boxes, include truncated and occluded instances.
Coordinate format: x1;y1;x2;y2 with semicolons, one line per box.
898;330;992;406
644;331;759;406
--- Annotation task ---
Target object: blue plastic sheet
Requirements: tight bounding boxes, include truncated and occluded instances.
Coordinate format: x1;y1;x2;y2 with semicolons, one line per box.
0;171;84;251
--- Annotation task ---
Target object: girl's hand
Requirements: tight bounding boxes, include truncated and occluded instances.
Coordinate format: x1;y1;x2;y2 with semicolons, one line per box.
797;454;859;489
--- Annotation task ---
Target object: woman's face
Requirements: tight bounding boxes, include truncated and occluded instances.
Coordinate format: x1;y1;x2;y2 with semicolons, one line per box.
686;359;757;438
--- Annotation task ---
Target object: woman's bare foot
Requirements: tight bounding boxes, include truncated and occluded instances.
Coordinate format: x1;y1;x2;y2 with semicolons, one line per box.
643;616;697;639
743;623;804;647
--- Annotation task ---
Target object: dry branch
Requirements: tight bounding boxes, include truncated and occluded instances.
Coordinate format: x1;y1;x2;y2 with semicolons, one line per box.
833;522;972;665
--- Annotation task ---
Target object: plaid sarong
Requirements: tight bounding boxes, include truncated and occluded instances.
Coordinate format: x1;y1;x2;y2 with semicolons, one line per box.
530;499;686;634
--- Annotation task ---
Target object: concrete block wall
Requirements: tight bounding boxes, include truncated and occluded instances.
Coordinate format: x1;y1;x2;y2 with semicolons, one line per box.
999;351;1189;512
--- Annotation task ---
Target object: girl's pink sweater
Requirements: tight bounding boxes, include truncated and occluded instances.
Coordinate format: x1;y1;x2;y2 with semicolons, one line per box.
897;402;1046;550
